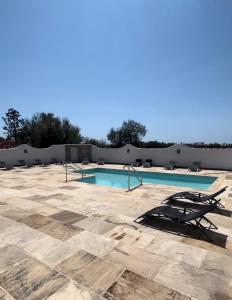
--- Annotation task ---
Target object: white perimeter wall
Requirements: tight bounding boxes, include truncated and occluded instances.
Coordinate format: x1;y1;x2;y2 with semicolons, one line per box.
1;143;232;170
92;144;232;170
0;144;65;165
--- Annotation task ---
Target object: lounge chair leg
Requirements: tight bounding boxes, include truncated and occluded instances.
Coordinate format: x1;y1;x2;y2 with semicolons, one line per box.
216;202;225;209
193;221;213;242
201;216;218;230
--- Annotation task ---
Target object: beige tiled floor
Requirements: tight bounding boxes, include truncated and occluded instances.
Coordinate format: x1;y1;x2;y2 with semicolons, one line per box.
0;163;232;299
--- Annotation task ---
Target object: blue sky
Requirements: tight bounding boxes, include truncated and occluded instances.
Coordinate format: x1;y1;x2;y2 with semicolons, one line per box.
0;0;232;143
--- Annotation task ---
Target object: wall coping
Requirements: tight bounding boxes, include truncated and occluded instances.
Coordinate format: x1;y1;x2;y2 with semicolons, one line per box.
91;143;232;151
1;143;232;152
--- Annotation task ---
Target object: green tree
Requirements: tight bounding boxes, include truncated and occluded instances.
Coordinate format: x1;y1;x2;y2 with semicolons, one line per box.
62;118;82;144
107;128;123;147
82;137;107;148
2;108;24;144
107;120;147;146
22;113;82;147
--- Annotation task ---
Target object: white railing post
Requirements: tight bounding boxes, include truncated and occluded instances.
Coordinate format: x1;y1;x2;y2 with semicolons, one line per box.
123;164;143;192
65;162;68;182
64;161;85;182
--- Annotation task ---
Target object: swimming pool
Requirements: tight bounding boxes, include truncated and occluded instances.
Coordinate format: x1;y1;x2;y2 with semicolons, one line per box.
77;168;217;190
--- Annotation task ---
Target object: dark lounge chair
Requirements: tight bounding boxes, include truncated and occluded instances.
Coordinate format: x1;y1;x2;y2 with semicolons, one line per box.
0;161;12;170
0;161;6;168
82;159;89;165
34;159;43;165
18;160;26;166
164;161;176;170
97;158;104;165
35;159;48;166
162;186;227;207
189;161;201;172
50;158;58;164
135;202;219;241
143;159;152;168
18;160;32;168
133;159;142;167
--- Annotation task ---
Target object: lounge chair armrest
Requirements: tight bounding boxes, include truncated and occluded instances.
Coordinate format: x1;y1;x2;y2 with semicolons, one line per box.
179;207;196;214
198;192;208;198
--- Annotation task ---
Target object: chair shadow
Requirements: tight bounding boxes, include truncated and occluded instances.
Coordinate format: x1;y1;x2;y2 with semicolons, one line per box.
164;199;232;218
135;216;228;248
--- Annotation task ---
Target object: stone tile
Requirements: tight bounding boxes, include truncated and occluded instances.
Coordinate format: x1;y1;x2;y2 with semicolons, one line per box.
0;245;28;274
10;185;29;190
146;239;207;268
44;199;66;208
10;199;42;210
0;204;12;213
0;256;68;300
25;195;47;202
201;250;232;279
18;214;54;229
46;281;103;300
0;207;34;221
45;193;71;200
75;217;116;234
74;217;104;229
106;226;154;249
133;232;155;249
56;249;96;277
34;185;57;192
59;186;79;190
0;225;46;248
38;220;83;241
67;231;118;258
155;260;232;300
181;236;225;254
0;287;15;300
104;214;139;230
104;269;190;300
77;259;123;294
30;204;61;216
1;165;232;299
50;210;87;225
0;216;19;235
105;244;167;280
2;198;26;207
23;236;76;267
58;254;123;294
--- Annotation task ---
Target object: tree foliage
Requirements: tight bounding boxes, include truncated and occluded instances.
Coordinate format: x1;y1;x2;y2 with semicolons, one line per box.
82;137;108;148
107;120;147;146
22;113;82;148
2;108;24;144
186;142;232;149
2;109;232;149
138;141;174;148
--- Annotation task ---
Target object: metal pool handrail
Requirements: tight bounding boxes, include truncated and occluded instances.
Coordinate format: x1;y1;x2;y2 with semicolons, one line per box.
63;161;85;182
123;164;143;191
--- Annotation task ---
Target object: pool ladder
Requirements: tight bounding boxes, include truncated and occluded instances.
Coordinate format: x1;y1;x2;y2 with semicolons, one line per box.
123;164;143;191
64;161;85;182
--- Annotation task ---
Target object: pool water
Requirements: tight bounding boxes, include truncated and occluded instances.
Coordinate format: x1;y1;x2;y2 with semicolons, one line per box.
77;168;217;190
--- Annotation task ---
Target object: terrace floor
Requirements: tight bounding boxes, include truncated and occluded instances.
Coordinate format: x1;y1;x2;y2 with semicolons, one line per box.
0;164;232;299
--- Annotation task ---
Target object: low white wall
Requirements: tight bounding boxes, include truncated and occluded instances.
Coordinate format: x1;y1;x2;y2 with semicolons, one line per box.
1;143;232;170
0;144;65;165
92;144;232;170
